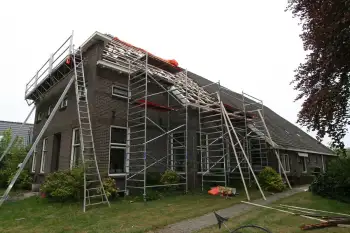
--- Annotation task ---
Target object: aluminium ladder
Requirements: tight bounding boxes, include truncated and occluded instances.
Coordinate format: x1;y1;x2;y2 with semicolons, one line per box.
72;49;110;211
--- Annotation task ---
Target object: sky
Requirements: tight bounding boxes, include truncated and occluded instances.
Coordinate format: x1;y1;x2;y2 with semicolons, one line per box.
0;0;349;147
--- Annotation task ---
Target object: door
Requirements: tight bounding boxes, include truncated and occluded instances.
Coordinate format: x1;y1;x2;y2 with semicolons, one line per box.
51;133;61;172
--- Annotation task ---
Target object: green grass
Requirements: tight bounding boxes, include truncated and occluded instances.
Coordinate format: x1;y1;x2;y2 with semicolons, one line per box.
197;192;350;233
0;189;262;233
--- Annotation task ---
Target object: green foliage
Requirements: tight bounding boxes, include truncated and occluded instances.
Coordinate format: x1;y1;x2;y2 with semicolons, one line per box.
310;157;350;203
8;170;32;190
258;167;286;192
0;129;32;190
287;0;350;148
41;167;118;202
145;190;163;201
160;170;180;185
102;177;118;198
40;169;81;202
332;147;350;158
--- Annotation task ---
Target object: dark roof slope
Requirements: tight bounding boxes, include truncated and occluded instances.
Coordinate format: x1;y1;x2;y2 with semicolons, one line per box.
0;120;33;146
187;72;334;156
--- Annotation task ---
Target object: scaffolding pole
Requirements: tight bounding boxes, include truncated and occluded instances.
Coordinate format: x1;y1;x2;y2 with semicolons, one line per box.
257;110;292;190
221;101;250;201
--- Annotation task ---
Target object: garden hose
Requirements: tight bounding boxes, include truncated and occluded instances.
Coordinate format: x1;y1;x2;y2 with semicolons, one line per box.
230;224;272;233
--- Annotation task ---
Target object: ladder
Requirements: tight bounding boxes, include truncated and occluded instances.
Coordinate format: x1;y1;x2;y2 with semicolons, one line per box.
221;101;266;201
199;104;227;190
72;49;110;212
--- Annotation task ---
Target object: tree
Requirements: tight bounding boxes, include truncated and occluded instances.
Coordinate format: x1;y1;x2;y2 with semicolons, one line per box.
287;0;350;148
0;129;32;189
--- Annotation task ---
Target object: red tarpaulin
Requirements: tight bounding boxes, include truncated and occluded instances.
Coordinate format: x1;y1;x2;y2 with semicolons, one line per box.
113;36;179;68
136;99;175;112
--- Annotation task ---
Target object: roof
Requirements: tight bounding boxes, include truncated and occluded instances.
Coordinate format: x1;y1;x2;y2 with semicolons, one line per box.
0;120;33;146
187;72;335;156
24;31;334;155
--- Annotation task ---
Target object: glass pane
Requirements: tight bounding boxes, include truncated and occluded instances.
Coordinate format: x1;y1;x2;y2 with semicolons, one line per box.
73;146;81;167
110;148;125;173
303;158;307;171
113;86;128;97
111;127;126;144
74;129;80;144
43;139;48;150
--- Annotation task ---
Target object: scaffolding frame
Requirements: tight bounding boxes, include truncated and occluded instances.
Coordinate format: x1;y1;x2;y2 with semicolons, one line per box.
198;82;227;190
125;54;189;199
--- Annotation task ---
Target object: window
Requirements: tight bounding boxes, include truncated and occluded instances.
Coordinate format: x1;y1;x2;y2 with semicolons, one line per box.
170;132;186;172
112;85;129;99
314;155;318;163
31;148;37;172
60;96;68;109
302;157;307;173
109;126;129;175
36;112;43;122
40;138;48;173
196;132;209;172
47;105;52;117
70;128;81;169
281;154;290;172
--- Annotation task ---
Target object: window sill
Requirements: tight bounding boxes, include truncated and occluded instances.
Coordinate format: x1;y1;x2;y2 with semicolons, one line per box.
109;173;127;177
112;94;129;99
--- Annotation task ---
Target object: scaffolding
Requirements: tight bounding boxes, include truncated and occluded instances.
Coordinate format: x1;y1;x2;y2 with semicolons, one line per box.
0;32;292;209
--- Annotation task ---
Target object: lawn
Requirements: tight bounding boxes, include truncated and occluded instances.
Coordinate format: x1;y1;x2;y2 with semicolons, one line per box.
0;189;262;233
197;192;350;233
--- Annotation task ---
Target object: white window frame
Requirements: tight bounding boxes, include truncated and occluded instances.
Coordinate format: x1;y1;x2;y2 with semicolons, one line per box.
281;154;290;173
196;132;209;173
47;105;52;116
40;138;48;173
302;157;307;173
60;96;68;109
70;128;81;169
112;85;129;99
37;112;43;122
321;155;325;172
109;126;129;176
31;148;37;172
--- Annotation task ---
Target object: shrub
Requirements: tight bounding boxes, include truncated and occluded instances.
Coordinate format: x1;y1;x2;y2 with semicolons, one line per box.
258;167;286;192
40;170;80;201
310;157;350;203
103;177;118;198
8;170;32;190
160;170;180;185
41;167;118;202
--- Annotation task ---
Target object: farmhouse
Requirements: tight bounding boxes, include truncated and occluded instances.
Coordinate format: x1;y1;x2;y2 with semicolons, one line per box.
21;32;334;206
